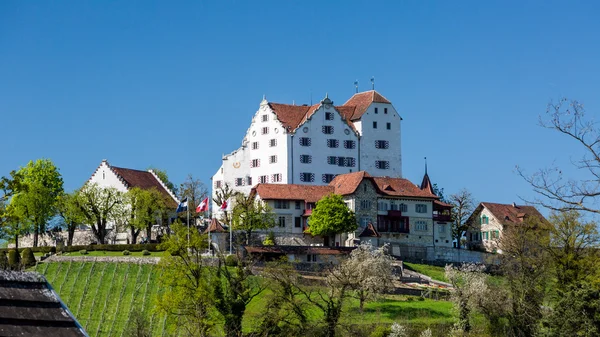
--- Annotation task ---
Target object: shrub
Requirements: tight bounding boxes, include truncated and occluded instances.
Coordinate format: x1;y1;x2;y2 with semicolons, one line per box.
263;231;276;246
21;248;36;268
370;325;392;337
79;250;88;255
0;251;8;270
8;250;20;270
142;250;151;256
225;254;238;267
49;246;57;254
123;250;131;256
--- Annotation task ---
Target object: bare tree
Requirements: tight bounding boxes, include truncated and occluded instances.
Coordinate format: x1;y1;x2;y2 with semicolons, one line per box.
449;189;476;249
212;183;235;224
518;99;600;214
178;174;207;219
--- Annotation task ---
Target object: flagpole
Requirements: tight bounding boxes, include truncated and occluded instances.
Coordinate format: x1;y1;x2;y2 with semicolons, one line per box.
229;210;232;255
187;198;190;248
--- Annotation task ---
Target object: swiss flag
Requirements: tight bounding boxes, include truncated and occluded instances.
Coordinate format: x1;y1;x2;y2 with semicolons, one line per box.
196;197;209;212
220;198;230;210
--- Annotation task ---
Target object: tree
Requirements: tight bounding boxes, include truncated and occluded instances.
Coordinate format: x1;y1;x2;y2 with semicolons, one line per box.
7;159;64;247
1;172;30;251
148;167;178;196
231;193;276;245
343;243;395;312
56;192;85;246
156;222;212;336
449;189;476;249
178;174;207;219
445;263;489;333
308;194;357;245
74;183;125;244
432;183;446;202
213;183;234;224
126;187;168;244
518;99;600;214
544;282;600;337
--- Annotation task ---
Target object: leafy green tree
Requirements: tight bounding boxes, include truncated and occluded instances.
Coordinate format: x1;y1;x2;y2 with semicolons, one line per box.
231;193;276;245
308;194;357;245
157;222;212;336
56;191;85;246
544;282;600;337
74;183;125;244
449;189;475;249
7;159;63;247
126;187;168;244
148;167;178;196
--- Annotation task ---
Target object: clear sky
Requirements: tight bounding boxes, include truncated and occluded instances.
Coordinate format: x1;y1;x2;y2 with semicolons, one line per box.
1;1;599;211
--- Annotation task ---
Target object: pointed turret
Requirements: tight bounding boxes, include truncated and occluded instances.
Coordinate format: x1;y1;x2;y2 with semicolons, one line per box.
420;157;435;195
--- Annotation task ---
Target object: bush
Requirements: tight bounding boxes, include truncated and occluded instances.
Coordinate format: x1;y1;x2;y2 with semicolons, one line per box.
8;250;20;270
123;250;131;256
49;246;56;254
21;248;36;268
370;325;392;337
263;231;275;246
79;250;88;255
0;251;8;270
225;255;238;267
142;250;151;256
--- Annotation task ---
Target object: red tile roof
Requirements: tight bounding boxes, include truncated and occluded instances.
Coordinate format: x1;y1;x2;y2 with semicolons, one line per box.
342;90;392;120
268;103;318;132
370;176;438;198
330;171;371;195
109;166;178;208
475;202;549;227
251;184;333;203
359;223;381;238
204;218;227;233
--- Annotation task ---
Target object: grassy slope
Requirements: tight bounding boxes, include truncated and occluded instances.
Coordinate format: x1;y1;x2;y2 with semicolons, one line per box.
403;262;449;282
37;261;456;337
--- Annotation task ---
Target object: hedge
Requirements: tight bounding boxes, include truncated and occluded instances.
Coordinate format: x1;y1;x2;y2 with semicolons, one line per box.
0;243;163;254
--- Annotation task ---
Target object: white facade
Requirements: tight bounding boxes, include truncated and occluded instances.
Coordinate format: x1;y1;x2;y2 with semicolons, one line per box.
89;161;129;192
212;90;403;212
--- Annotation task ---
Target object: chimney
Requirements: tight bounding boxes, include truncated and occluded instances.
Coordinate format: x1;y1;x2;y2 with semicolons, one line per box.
512;202;517;208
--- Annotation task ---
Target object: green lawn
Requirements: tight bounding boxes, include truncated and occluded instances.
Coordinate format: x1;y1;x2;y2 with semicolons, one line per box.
63;250;165;257
403;262;449;283
37;261;458;336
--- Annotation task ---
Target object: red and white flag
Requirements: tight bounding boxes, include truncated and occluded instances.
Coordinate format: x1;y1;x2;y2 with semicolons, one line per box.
196;197;209;212
220;198;231;211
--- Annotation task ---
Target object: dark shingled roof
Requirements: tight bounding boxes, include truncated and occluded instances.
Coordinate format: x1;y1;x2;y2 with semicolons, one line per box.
359;223;381;238
109;165;178;208
204;218;228;233
0;271;87;337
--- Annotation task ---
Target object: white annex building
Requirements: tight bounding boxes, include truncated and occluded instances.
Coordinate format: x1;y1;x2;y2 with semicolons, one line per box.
212;90;403;210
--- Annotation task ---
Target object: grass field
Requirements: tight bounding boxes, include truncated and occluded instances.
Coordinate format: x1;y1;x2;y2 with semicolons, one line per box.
36;261;457;336
403;262;449;283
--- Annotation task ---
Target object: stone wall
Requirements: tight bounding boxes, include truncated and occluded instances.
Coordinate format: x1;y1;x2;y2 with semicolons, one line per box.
389;243;498;265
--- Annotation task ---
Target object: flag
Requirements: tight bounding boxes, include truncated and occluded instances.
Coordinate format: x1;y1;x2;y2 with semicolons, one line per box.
196;197;209;212
220;198;231;211
176;197;188;213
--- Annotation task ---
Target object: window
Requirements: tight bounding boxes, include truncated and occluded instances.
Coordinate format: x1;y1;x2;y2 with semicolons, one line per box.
215;180;223;189
322;174;335;183
306;254;317;262
259;175;268;184
300;154;312;164
235;178;244;186
269;139;277;147
439;224;446;233
481;215;489;225
295;217;302;228
360;200;372;210
251;159;260;168
322;125;334;134
278;216;286;228
295;201;301;209
269;155;277;164
378;201;389;211
415;220;428;231
327;139;339;148
262;127;269;135
386;122;391;130
375;140;389;149
373;121;377;129
375;161;390;169
327;156;337;165
252;142;259;150
325;112;334;120
400;203;408;212
374;107;378;114
262;115;269;122
338;157;356;167
344;140;356;149
299;137;311;146
246;176;252;185
384;108;388;114
300;172;315;182
271;173;282;182
337;156;346;167
491;230;500;239
274;200;290;209
416;204;428;213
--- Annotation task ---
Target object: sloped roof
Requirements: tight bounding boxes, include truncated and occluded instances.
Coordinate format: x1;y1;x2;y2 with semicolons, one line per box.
204;218;228;233
268;103;318;131
359;223;381;238
342;90;392;120
252;184;333;203
420;173;435;195
108;165;178;208
370;176;438;198
244;245;355;255
330;171;371;195
480;202;548;227
0;271;87;336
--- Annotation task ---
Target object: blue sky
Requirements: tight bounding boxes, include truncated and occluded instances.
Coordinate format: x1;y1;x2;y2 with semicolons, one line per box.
1;1;599;211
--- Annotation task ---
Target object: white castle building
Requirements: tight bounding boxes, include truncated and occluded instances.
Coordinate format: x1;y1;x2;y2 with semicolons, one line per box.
211;90;403;210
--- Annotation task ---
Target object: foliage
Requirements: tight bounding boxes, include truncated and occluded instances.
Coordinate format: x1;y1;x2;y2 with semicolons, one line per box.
432;183;446;203
123;309;151;337
0;251;8;269
21;247;35;267
445;264;490;333
225;254;238;267
308;193;358;238
543;282;600;337
178;174;208;219
1;170;31;250
263;231;275;245
231;193;276;244
148;167;178;196
156;222;213;336
448;189;475;249
74;183;125;244
122;250;131;256
126;187;168;244
79;250;88;255
388;323;408;337
8;249;19;269
56;191;85;246
141;249;150;256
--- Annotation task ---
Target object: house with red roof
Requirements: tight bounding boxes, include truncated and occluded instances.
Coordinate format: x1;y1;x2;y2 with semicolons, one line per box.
212;90;403;214
249;170;451;249
465;202;549;253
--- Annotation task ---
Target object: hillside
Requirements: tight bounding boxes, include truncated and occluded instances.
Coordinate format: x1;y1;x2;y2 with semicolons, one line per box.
35;261;456;337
